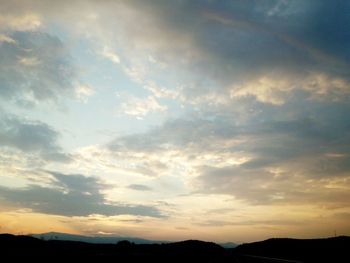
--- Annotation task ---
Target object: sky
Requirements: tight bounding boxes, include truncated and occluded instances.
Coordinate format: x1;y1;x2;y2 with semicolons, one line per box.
0;0;349;243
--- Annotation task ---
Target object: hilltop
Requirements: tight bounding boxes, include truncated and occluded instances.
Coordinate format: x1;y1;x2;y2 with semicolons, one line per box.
235;236;350;262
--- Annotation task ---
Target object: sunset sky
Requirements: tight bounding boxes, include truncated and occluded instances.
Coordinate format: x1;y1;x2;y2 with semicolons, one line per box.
0;0;350;243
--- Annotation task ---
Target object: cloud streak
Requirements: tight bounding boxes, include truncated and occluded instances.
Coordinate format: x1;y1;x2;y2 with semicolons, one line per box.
0;171;163;217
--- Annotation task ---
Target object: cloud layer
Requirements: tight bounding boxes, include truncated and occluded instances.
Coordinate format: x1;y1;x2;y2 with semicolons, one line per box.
108;96;350;207
0;171;162;217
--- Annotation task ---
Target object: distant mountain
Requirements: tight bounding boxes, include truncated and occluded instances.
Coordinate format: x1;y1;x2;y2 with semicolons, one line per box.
235;236;350;263
32;232;238;248
218;242;237;248
31;231;167;244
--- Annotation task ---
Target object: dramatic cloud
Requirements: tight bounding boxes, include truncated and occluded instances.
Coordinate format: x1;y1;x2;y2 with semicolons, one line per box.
0;171;162;217
2;1;348;106
96;0;350;104
108;95;350;206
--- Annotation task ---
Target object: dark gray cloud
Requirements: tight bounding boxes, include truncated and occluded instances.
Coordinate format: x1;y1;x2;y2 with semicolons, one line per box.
51;171;108;195
0;171;163;217
0;113;70;162
117;0;350;98
128;184;152;191
2;1;348;104
0;31;75;106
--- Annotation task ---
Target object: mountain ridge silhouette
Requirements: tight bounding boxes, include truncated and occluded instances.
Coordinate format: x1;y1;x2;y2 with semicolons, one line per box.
32;231;238;247
1;233;349;262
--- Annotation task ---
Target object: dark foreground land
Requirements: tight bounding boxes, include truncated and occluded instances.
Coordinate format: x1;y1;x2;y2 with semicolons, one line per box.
0;234;349;263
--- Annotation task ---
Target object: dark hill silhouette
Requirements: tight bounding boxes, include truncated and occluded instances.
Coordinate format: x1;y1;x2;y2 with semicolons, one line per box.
0;234;227;262
1;234;349;262
235;236;350;263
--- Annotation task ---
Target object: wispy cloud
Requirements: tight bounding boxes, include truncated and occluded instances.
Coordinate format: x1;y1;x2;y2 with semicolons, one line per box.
0;31;75;106
100;46;120;64
75;83;94;103
0;34;16;44
0;13;42;31
117;95;167;119
128;184;152;191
